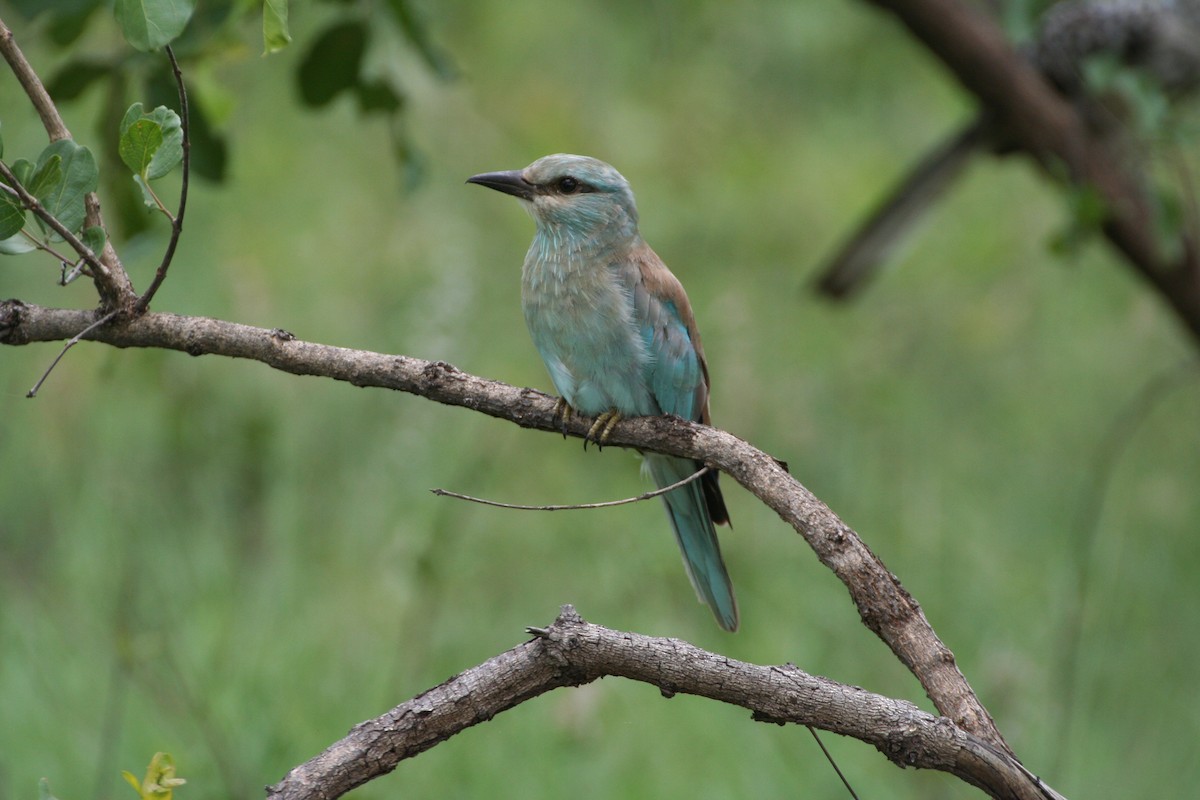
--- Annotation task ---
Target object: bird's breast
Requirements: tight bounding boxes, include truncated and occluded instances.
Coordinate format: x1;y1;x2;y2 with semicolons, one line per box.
521;250;656;416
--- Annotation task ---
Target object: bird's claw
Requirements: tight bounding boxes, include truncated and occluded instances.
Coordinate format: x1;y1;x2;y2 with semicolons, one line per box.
584;409;622;450
552;397;574;438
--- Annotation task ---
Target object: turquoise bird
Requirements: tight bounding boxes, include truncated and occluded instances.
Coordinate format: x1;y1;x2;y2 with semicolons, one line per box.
468;154;738;631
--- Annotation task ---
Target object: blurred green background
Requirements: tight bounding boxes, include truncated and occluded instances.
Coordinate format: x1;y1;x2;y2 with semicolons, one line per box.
3;2;1199;798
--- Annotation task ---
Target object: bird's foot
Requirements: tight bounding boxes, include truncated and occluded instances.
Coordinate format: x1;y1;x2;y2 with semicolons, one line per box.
551;397;574;438
584;409;623;450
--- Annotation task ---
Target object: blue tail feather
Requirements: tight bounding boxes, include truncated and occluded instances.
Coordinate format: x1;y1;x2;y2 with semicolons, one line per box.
644;454;738;631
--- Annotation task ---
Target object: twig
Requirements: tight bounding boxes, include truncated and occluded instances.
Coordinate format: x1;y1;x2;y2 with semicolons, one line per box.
431;465;710;510
807;726;860;800
26;309;119;398
135;45;190;313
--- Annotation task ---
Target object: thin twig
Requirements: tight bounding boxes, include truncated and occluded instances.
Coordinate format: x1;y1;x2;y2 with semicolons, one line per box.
135;45;190;314
431;466;711;511
26;309;119;397
807;726;860;800
1053;358;1199;774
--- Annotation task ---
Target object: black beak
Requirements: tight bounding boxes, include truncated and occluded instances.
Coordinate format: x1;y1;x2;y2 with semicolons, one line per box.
466;169;536;201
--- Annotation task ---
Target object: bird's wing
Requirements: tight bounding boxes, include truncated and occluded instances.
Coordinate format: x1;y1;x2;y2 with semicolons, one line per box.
626;243;710;425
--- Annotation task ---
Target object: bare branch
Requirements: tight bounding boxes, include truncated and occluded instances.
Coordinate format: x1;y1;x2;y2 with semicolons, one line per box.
0;300;1008;751
267;606;1062;800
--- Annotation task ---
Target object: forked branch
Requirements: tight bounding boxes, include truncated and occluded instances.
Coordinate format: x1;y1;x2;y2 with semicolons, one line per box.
268;607;1061;800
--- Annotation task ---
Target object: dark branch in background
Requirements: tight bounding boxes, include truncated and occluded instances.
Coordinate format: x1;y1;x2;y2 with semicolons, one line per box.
845;0;1200;346
0;15;135;309
0;300;1009;755
135;45;190;314
267;607;1062;800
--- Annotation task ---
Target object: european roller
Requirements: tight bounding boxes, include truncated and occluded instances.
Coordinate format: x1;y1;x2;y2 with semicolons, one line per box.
468;154;738;631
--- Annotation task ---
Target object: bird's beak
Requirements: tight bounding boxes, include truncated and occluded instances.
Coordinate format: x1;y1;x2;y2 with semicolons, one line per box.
466;170;536;201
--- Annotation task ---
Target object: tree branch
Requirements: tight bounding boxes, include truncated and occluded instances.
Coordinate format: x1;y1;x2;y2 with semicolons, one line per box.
0;299;1006;753
862;0;1200;345
267;606;1062;800
0;14;135;309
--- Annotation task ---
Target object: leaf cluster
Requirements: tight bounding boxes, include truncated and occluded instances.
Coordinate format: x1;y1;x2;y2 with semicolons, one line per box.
8;0;454;238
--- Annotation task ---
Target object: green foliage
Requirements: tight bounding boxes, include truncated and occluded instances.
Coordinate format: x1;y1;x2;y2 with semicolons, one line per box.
122;752;187;800
114;0;195;52
263;0;292;55
0;138;98;245
119;104;184;185
34;140;98;236
0;186;25;241
297;21;367;108
8;0;453;238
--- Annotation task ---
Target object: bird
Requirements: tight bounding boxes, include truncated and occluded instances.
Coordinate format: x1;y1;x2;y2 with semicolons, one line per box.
468;154;739;631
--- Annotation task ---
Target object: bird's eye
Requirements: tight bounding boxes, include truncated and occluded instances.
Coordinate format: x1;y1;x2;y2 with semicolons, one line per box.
557;176;579;194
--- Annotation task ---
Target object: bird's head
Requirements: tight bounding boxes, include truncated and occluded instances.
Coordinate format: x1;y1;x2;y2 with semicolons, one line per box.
468;154;639;239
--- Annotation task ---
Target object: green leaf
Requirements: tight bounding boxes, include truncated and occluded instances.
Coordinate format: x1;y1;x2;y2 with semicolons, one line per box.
122;770;143;798
27;154;64;203
263;0;291;55
297;20;366;107
0;129;4;159
114;0;195;52
119;104;183;180
144;107;183;179
34;139;98;236
124;752;185;800
0;186;26;239
120;102;145;137
47;58;112;101
120;118;163;176
0;233;35;254
82;224;106;254
133;174;158;208
11;158;34;188
355;78;403;114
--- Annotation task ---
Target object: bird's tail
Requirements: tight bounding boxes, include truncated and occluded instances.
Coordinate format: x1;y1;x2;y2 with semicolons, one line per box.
644;453;738;632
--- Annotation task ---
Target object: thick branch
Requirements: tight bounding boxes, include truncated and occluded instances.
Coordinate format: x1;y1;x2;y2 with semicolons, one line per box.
268;607;1060;800
0;300;1006;752
864;0;1200;344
